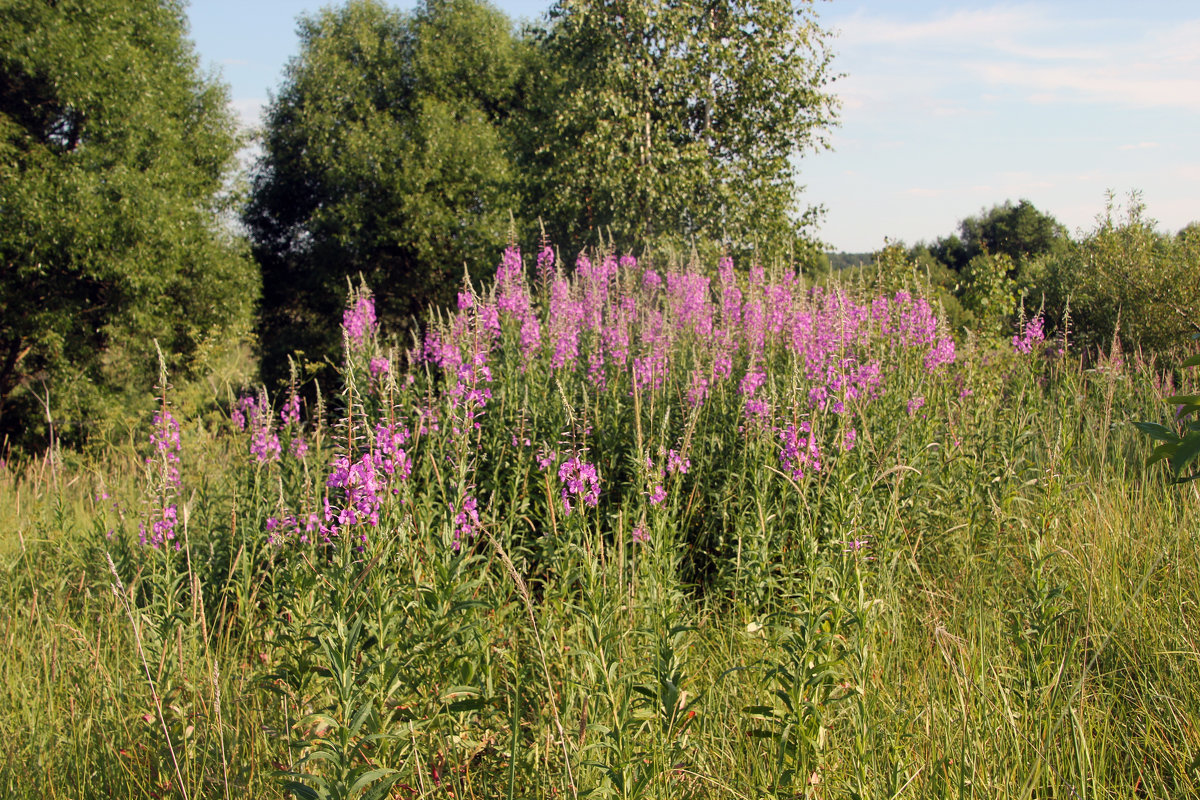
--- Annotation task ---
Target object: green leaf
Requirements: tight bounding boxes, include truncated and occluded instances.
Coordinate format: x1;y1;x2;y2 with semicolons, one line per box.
347;700;374;736
349;767;399;795
1166;394;1200;406
1132;421;1179;442
281;778;325;800
448;697;490;712
1170;433;1200;476
1147;441;1177;467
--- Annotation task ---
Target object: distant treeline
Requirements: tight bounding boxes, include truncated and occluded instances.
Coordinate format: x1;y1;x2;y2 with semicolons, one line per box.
827;252;876;271
889;195;1200;355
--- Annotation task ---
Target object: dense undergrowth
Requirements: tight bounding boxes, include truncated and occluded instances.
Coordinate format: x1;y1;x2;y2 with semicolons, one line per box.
3;246;1199;798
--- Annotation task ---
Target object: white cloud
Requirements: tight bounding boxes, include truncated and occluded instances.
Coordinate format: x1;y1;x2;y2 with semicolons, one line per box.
832;5;1200;111
976;61;1200;110
1120;142;1160;150
836;7;1045;46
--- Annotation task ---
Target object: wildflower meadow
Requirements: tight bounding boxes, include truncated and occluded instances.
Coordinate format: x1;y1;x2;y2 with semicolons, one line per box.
3;244;1199;798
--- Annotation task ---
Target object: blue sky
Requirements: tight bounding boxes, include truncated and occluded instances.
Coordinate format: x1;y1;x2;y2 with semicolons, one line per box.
186;0;1199;253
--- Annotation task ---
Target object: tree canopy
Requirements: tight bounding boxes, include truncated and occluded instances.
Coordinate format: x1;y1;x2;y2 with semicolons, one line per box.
245;0;523;390
246;0;841;390
1039;194;1200;353
0;0;255;451
518;0;838;261
929;199;1070;273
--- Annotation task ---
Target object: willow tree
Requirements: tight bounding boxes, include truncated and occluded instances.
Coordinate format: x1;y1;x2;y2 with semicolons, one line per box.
517;0;839;261
0;0;254;451
245;0;523;390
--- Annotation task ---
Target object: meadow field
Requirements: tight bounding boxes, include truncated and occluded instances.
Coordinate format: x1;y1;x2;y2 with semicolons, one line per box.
3;245;1198;798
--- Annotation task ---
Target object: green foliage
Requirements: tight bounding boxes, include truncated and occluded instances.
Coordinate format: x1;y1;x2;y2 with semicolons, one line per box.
930;198;1070;274
826;251;873;272
1135;352;1200;481
1041;193;1200;354
517;0;838;262
246;0;523;390
0;0;256;452
958;251;1018;336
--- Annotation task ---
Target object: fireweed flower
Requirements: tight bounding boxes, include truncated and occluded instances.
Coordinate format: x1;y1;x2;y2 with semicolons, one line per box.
577;254;609;332
495;245;525;311
602;296;634;368
343;293;377;352
739;370;772;424
289;437;309;459
320;424;413;544
139;504;179;550
234;392;282;464
667;271;713;339
373;422;413;482
147;410;182;491
519;315;542;364
649;484;667;505
265;511;324;547
478;299;502;340
231;395;253;431
739;370;766;397
686;370;710;408
907;396;925;416
250;406;281;464
548;277;581;369
892;292;938;346
324;453;385;539
369;357;390;380
925;336;957;371
632;525;650;544
280;391;301;426
536;245;555;284
587;351;607;391
451;494;480;552
140;409;183;549
742;298;766;359
641;268;663;294
1012;314;1046;354
778;421;822;481
558;456;600;515
665;449;690;475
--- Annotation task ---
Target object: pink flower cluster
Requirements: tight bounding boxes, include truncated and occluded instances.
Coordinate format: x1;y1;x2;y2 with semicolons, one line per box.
234;394;282;464
147;410;182;491
420;247;959;451
648;448;690;506
1012;314;1046;354
234;389;308;464
778;421;822;481
140;504;178;550
140;410;182;549
558;456;600;515
266;512;321;545
320;423;412;545
452;495;480;552
343;292;377;352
